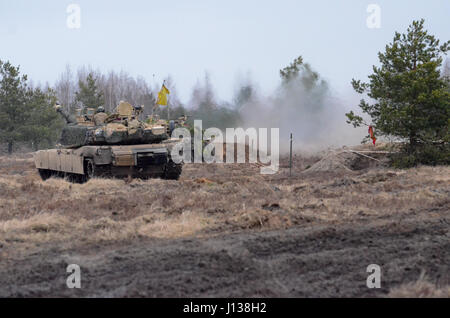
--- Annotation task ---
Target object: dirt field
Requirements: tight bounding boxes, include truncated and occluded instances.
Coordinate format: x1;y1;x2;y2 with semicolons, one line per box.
0;151;448;297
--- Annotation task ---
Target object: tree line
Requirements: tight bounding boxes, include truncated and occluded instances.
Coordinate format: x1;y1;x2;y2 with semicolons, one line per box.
0;61;61;153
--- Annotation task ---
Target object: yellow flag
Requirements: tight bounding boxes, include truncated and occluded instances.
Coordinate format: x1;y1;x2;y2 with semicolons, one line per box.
157;84;170;106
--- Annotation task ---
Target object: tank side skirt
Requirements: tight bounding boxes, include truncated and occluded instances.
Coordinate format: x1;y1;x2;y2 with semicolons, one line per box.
34;144;176;177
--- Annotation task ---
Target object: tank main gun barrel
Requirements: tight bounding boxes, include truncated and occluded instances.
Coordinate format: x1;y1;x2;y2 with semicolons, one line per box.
55;104;76;124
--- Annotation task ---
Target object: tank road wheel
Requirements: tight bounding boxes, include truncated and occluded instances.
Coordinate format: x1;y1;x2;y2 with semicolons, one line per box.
38;169;52;181
84;158;96;182
163;160;182;180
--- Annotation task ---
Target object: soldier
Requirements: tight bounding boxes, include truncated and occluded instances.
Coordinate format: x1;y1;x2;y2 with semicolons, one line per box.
94;106;108;125
134;104;143;115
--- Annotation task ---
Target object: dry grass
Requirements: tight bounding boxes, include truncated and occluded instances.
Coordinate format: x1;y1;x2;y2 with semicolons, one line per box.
0;151;449;297
388;274;450;298
0;153;449;257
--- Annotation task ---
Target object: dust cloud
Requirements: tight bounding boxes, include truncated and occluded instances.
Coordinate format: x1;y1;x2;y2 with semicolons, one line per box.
238;70;365;154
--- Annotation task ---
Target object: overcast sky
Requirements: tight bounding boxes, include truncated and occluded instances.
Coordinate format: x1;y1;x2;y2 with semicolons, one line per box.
1;0;449;102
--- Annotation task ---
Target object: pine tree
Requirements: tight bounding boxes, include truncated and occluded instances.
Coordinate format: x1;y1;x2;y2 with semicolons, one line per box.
280;55;326;91
22;87;63;150
0;60;29;154
75;73;104;109
278;55;329;117
346;19;450;166
234;85;254;109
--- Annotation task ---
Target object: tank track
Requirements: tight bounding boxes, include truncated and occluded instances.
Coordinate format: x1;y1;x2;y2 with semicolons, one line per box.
38;160;182;182
164;160;182;180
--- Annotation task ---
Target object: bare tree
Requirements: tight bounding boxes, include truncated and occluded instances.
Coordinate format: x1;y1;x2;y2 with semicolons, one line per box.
54;64;76;112
443;57;450;79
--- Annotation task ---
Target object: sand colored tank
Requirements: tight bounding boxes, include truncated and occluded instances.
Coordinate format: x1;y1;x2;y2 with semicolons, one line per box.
34;101;182;182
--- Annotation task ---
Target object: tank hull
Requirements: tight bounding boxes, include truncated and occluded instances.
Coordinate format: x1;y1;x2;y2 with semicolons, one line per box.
34;140;182;182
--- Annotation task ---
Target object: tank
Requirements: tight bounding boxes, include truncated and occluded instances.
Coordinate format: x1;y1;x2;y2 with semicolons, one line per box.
34;101;183;182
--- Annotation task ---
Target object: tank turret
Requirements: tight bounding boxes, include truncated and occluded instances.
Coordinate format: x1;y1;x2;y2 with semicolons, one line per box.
56;101;169;147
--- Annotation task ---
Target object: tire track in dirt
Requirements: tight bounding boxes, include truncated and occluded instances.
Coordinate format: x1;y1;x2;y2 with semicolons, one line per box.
0;207;448;297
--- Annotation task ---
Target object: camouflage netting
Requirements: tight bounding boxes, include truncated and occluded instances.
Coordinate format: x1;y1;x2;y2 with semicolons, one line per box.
59;125;94;148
